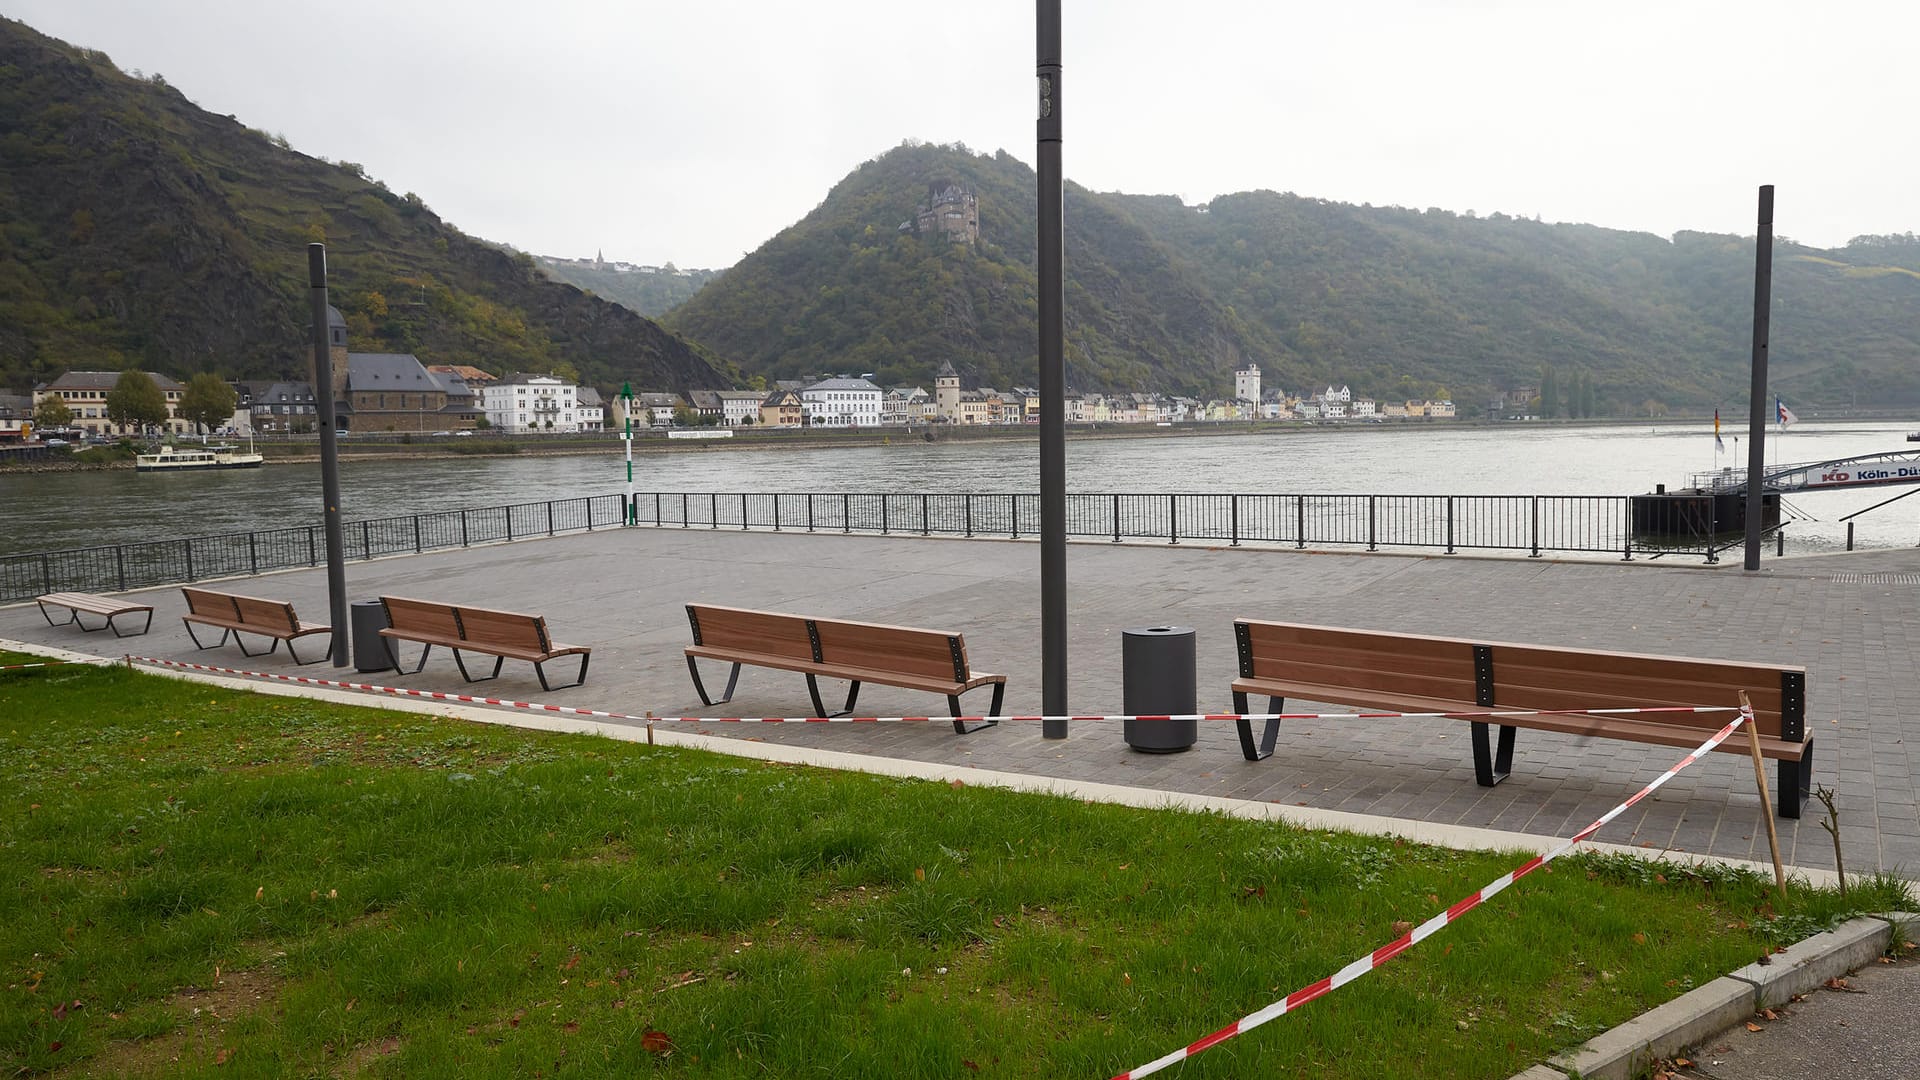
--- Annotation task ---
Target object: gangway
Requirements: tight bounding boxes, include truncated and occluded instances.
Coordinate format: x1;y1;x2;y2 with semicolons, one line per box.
1685;449;1920;495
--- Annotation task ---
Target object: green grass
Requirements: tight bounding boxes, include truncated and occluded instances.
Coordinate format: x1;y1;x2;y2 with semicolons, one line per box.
0;666;1908;1079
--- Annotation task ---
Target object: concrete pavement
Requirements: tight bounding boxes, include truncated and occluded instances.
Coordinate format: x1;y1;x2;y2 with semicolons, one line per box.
5;524;1918;876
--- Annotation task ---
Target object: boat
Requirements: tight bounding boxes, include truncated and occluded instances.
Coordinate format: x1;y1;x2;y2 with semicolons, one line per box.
135;442;265;472
1908;431;1920;443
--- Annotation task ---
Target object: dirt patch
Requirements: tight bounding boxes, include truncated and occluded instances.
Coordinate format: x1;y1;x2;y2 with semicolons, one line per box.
57;967;279;1078
331;1034;404;1076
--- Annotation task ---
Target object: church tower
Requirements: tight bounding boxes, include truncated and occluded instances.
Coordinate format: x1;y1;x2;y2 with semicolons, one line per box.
325;304;350;405
934;360;960;420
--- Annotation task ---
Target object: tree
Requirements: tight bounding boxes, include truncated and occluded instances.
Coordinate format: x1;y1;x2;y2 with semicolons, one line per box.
1538;366;1559;419
105;369;170;433
178;372;237;434
33;395;73;432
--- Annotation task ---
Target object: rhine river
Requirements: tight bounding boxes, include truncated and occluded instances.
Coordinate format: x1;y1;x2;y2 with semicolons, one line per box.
2;421;1915;558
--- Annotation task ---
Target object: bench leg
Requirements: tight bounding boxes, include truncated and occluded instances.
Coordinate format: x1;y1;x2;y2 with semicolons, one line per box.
949;682;1002;734
37;601;72;630
1471;722;1517;786
386;640;432;675
827;680;863;718
285;635;328;666
1233;691;1281;761
804;674;831;718
234;633;282;659
686;657;740;707
534;653;590;692
108;609;153;638
450;649;504;684
183;621;232;652
1777;745;1811;819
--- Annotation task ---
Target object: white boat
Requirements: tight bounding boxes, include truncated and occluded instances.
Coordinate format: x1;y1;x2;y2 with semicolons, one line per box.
135;442;265;472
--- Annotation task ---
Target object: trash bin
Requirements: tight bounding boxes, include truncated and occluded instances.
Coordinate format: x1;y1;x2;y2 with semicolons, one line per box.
1122;624;1197;752
350;599;392;673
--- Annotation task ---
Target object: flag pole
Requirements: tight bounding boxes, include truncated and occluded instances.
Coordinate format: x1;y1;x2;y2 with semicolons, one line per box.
1742;186;1774;571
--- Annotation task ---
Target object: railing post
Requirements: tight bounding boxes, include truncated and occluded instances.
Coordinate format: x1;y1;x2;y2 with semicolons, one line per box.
710;493;718;529
773;495;781;532
1776;528;1784;557
308;526;318;565
184;539;195;582
1296;495;1306;549
1622;500;1633;561
249;531;259;573
548;501;555;536
363;519;373;555
922;493;930;535
461;510;469;547
965;494;974;538
506;509;514;541
1529;496;1541;558
682;493;689;528
414;516;423;553
1367;495;1377;552
881;497;889;534
843;493;850;533
1847;522;1854;551
1230;494;1239;546
806;493;815;532
1169;494;1179;544
1010;494;1019;539
116;546;126;591
40;554;51;595
1445;496;1455;554
1112;494;1121;543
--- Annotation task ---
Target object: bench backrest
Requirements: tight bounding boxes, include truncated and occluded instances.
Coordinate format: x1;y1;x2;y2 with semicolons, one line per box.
686;604;815;663
1235;619;1805;743
182;587;241;621
456;605;551;653
381;597;461;640
813;617;970;682
1237;620;1481;708
232;594;298;635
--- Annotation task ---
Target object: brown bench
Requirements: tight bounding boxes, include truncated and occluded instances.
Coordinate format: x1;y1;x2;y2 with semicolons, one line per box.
36;592;154;637
181;587;331;663
684;604;1005;732
378;596;590;691
1230;619;1813;818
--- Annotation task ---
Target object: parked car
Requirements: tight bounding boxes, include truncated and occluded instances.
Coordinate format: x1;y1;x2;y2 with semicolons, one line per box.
430;430;453;437
454;431;473;437
44;438;69;448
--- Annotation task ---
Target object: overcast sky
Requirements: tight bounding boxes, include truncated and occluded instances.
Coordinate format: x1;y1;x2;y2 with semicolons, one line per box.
7;1;1914;268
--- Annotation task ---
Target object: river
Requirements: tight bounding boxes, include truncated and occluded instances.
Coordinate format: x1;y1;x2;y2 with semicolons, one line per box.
2;421;1915;557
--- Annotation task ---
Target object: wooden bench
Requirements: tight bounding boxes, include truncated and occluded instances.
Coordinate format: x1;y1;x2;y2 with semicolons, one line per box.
36;592;154;637
377;596;590;691
181;587;332;664
1230;619;1813;818
683;604;1005;732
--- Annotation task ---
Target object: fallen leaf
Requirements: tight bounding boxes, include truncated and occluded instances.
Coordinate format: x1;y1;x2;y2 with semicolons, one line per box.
963;1061;980;1071
1633;932;1647;945
1676;1057;1694;1067
255;887;264;900
1745;1022;1764;1032
214;1047;231;1065
562;1021;579;1034
949;778;965;789
1762;1008;1779;1020
1391;920;1413;936
641;1029;674;1054
562;953;580;971
1825;977;1849;990
914;867;926;881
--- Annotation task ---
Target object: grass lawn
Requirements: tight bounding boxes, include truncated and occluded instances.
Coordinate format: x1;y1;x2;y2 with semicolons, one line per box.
0;663;1908;1079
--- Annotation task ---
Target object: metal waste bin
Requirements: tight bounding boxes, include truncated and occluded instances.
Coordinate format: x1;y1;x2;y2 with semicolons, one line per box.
1122;624;1197;752
350;599;392;673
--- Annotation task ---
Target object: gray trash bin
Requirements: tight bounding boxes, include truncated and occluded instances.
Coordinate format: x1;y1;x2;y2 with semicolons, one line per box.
1122;624;1197;752
350;599;392;673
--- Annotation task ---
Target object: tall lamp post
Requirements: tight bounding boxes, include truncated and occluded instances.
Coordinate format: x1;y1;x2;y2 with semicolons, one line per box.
620;382;637;524
307;244;350;667
1037;2;1067;737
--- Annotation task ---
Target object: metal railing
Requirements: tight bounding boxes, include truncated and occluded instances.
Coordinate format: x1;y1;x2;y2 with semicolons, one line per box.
2;490;1738;606
632;491;1722;561
2;495;628;604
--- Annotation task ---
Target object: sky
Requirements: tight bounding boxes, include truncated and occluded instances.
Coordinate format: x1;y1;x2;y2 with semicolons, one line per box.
6;0;1915;269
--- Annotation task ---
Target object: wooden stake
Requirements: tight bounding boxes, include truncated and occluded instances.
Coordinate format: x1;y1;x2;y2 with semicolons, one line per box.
1740;691;1787;896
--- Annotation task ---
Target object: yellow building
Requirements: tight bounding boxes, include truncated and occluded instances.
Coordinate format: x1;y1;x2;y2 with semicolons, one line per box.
33;371;188;436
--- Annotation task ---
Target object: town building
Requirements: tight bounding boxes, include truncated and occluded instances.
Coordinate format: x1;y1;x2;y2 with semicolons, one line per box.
899;181;980;244
33;371;188;436
248;382;319;433
481;373;583;433
801;376;883;428
575;387;606;432
323;306;479;433
759;389;804;428
1235;363;1261;404
716;390;766;426
613;392;685;428
883;386;931;426
0;393;31;442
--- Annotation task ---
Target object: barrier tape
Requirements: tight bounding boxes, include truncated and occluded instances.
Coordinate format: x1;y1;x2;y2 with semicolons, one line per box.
1109;706;1752;1080
0;659;113;672
119;657;1737;727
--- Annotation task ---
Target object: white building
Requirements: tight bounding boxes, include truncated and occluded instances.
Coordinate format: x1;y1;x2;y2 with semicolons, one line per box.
1235;363;1261;404
1352;398;1377;418
883;386;931;426
802;376;883;428
717;390;766;426
482;374;581;433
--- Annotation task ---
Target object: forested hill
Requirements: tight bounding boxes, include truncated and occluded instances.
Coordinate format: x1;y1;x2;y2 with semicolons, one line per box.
667;142;1920;411
0;19;729;397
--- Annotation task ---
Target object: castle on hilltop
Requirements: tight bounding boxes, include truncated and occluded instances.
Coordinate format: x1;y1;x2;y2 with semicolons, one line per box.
900;180;979;244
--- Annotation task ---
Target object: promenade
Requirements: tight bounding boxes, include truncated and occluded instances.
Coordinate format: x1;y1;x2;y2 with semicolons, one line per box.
6;526;1917;876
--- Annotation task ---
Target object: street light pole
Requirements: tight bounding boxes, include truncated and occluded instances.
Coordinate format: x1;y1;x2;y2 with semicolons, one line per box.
307;244;350;667
1037;1;1068;738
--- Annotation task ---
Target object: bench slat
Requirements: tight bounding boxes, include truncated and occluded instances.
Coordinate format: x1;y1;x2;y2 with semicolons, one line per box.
813;619;965;683
687;605;815;662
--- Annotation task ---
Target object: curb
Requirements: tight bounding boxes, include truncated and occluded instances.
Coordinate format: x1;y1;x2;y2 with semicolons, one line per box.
1517;912;1914;1080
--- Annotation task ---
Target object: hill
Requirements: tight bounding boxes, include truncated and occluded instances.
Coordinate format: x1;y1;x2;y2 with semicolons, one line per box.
666;142;1920;411
0;19;728;397
533;257;719;317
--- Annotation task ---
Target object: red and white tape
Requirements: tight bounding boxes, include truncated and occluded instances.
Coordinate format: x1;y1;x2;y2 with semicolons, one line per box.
0;659;111;672
119;657;1735;727
1109;706;1752;1080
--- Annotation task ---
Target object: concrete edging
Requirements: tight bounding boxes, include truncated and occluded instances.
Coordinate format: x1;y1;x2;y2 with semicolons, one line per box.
1521;913;1912;1080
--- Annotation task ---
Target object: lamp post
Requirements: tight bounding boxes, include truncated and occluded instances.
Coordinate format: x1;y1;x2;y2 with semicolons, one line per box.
620;382;636;525
1037;1;1068;738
